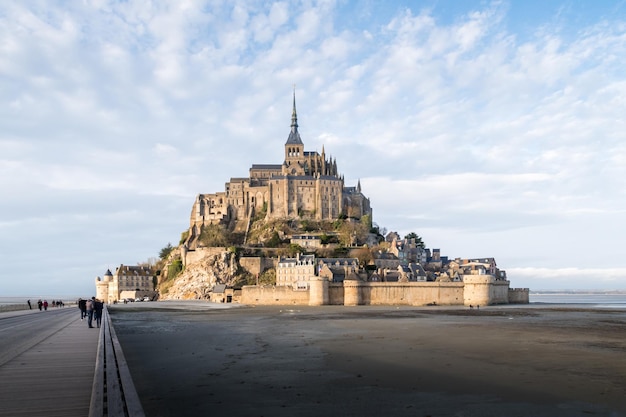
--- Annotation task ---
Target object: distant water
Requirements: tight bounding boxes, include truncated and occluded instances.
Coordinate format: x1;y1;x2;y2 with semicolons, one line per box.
530;293;626;308
0;296;79;306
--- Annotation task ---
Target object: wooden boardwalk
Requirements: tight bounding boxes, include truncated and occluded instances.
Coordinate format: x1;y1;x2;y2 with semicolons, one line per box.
0;311;99;417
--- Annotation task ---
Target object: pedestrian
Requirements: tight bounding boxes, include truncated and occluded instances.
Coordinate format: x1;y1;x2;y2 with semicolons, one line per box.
27;300;32;310
43;300;48;311
37;300;43;311
94;298;104;328
86;297;95;328
78;298;87;319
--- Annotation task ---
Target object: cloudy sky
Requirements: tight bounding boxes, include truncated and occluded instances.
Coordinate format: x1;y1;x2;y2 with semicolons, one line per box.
2;0;625;297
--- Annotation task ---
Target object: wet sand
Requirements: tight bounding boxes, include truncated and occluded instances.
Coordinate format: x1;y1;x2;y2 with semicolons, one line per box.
108;303;626;417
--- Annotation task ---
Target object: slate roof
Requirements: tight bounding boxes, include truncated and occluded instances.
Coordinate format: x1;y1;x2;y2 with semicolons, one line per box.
250;164;282;170
213;284;227;293
285;91;303;145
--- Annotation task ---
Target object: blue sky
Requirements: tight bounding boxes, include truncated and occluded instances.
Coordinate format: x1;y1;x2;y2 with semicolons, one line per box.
1;0;625;297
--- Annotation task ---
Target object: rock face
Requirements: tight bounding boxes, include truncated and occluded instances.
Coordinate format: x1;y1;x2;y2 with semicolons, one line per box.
160;250;245;300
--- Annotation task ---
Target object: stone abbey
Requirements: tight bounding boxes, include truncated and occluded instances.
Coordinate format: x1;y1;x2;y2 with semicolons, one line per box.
95;93;529;306
185;93;372;248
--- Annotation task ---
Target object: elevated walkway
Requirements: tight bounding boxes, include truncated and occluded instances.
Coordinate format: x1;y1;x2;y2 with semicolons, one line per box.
0;307;144;417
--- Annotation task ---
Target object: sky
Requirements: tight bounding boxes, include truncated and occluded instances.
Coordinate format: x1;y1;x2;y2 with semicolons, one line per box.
1;0;626;297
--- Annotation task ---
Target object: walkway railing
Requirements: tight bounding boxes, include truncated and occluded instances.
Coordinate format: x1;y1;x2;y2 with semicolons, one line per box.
89;307;145;417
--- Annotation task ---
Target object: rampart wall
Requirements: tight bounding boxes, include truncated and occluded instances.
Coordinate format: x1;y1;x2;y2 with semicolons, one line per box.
240;285;310;305
328;283;344;305
508;288;530;304
182;247;226;266
360;282;465;306
241;277;529;306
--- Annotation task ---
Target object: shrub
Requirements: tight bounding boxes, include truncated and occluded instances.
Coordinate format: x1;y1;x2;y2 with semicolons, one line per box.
159;243;174;260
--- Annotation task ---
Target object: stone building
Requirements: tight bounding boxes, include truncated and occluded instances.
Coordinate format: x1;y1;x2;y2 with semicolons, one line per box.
186;93;372;248
276;254;361;289
276;254;316;289
389;237;428;265
95;264;156;304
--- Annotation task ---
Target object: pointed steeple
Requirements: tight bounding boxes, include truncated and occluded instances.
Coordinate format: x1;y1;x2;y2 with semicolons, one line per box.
291;88;298;133
286;87;303;145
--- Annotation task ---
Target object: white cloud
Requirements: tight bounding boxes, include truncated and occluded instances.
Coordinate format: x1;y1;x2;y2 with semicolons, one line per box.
2;0;626;295
509;267;626;290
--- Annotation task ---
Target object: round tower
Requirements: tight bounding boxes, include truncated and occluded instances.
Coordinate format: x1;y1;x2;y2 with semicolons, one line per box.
95;269;112;304
463;275;494;306
309;277;329;306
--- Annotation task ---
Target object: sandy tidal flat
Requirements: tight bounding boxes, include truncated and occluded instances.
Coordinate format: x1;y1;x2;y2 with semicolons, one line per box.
108;304;626;417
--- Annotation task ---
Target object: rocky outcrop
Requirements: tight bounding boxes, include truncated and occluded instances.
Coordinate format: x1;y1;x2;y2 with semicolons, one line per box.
160;250;246;300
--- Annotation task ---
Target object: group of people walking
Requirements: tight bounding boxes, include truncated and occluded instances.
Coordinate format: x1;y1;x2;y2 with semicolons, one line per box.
78;297;104;328
27;299;67;311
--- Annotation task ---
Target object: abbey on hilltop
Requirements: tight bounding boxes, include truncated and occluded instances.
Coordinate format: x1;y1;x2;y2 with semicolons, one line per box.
96;93;529;306
185;92;372;248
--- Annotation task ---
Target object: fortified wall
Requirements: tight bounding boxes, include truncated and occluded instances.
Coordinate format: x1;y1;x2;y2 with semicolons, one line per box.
240;276;529;306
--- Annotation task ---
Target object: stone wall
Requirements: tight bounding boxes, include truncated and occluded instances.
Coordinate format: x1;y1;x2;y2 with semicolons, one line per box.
239;257;277;277
328;283;344;305
240;277;524;307
491;281;511;304
508;288;530;304
361;282;465;306
240;285;310;305
183;247;227;266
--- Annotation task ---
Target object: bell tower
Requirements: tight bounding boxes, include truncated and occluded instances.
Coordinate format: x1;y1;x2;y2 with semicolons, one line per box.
284;89;304;165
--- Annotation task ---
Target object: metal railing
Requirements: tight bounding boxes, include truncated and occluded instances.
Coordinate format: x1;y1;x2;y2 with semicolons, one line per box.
89;307;145;417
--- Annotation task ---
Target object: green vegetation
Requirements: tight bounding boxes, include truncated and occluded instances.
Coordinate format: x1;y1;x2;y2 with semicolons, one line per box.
265;231;283;247
283;243;305;257
350;247;375;269
231;270;256;288
168;259;183;279
157;258;184;295
319;233;339;245
151;213;433;296
404;232;425;248
159;243;174;260
337;220;369;246
179;230;189;245
258;268;276;285
199;224;232;247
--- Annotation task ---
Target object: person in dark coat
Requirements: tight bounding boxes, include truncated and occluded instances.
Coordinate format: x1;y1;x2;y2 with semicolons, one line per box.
94;299;104;328
78;298;87;319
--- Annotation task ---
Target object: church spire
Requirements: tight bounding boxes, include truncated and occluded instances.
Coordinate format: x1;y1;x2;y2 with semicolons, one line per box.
291;86;298;133
285;87;303;146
